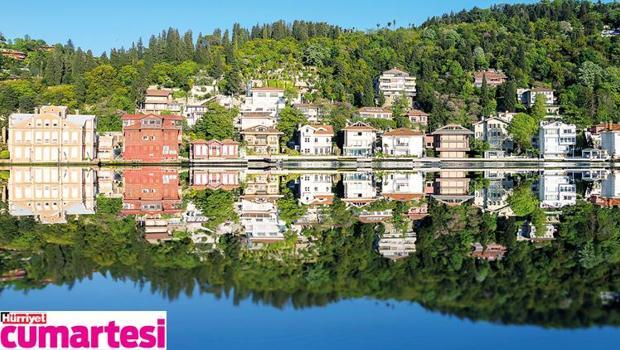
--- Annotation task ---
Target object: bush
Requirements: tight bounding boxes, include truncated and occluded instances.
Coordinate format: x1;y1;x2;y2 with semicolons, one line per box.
0;150;10;159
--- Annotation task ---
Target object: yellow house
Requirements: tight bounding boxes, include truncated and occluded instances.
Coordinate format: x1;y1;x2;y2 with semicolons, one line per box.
8;106;96;163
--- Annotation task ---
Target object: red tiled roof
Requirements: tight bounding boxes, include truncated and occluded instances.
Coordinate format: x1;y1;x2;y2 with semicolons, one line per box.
407;109;429;116
474;70;507;81
146;89;172;97
309;125;334;135
343;122;378;132
383;128;424;136
383;193;425;201
359;107;392;113
122;113;183;121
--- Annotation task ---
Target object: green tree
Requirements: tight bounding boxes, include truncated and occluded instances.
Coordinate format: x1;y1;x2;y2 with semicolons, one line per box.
508;113;538;152
193;103;236;140
508;182;539;216
276;106;307;148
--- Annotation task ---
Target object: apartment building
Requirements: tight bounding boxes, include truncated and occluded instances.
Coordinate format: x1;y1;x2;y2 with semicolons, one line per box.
538;121;576;159
298;124;333;155
377;68;416;106
428;124;474;158
342;122;378;157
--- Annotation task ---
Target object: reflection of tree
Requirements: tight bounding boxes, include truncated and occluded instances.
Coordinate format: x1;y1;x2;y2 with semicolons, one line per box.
2;200;620;328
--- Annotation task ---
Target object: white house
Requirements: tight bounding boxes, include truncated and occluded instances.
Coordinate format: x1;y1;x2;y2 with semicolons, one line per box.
242;86;286;115
238;111;276;130
343;122;378;157
237;199;286;247
472;115;514;153
358;107;393;120
377;232;417;260
342;172;377;206
474;176;515;217
298;124;334;155
538;171;577;209
294;103;324;123
378;68;416;106
381;128;424;157
601;124;620;159
382;172;425;202
517;87;555;108
298;173;334;206
183;105;208;127
406;109;428;127
142;87;181;113
538;121;577;158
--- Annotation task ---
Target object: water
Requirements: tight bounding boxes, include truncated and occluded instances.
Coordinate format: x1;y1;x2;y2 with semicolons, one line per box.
1;165;620;349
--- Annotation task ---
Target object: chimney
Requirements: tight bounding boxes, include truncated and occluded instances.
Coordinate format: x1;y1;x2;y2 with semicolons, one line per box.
34;107;39;114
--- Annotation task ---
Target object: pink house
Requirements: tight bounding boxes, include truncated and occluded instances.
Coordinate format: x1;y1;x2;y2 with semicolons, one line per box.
190;139;240;160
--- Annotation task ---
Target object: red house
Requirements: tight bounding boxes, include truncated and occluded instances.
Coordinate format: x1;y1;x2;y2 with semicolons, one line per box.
121;114;182;162
121;168;182;216
190;139;240;160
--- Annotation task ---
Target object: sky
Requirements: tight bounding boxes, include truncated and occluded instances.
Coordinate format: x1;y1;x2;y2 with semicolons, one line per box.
1;0;544;55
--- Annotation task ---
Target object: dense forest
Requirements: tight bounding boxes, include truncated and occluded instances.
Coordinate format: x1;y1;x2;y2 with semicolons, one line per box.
1;0;619;134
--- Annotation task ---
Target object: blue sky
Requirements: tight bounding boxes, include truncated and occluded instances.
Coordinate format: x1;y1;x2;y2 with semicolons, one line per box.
2;0;542;54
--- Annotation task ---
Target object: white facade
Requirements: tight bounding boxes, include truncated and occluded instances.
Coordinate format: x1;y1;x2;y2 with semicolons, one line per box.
183;105;208;127
538;172;577;209
601;130;620;159
237;199;286;242
378;68;416;106
601;171;620;198
382;172;424;197
238;112;276;130
381;129;424;157
342;172;377;206
299;125;333;155
343;122;378;157
473;115;513;152
241;87;286;115
378;232;417;260
538;122;576;158
517;88;555;108
358;107;393;120
294;104;323;123
298;173;334;205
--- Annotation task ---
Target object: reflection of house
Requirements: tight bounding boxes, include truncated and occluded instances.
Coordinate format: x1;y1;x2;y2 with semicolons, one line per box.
382;172;425;201
473;69;507;87
592;171;620;207
242;173;281;200
406;109;428;127
471;242;507;261
474;176;515;217
428;124;474;158
538;171;576;209
299;125;333;155
237;199;286;248
296;173;334;225
378;231;417;260
431;171;473;206
121;168;182;216
190;139;239;160
407;204;429;220
358;107;393;120
377;68;416;106
382;128;424;157
121;114;183;162
190;168;240;190
8;106;96;163
342;172;377;206
343;122;378;157
359;210;392;223
241;126;282;155
517;222;555;242
97;131;123;161
538;121;576;159
7;167;96;224
97;168;123;198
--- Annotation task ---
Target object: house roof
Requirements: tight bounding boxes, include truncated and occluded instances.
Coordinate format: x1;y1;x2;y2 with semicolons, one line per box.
302;124;334;135
382;67;409;76
146;88;172;97
358;107;392;114
474;69;507;80
252;87;285;92
191;138;239;145
343;122;378;132
383;128;424;137
241;125;283;134
241;111;274;118
383;193;425;201
407;109;429;117
122;113;183;121
430;124;474;135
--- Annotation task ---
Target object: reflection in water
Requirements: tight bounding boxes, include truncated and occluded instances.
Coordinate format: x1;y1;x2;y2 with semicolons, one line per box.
2;166;620;327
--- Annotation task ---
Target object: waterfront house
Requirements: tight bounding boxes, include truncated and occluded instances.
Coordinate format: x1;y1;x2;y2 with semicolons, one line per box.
121;113;183;162
538;121;576;159
601;123;620;159
382;172;425;202
358;107;393;120
342;172;378;206
241;125;282;155
472;115;514;155
299;124;334;155
190;139;239;160
592;170;620;207
8;105;96;163
406;109;429;127
428;124;474;158
431;171;473;206
342;122;378;157
377;68;416;106
382;128;425;157
7;167;96;224
473;69;507;87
